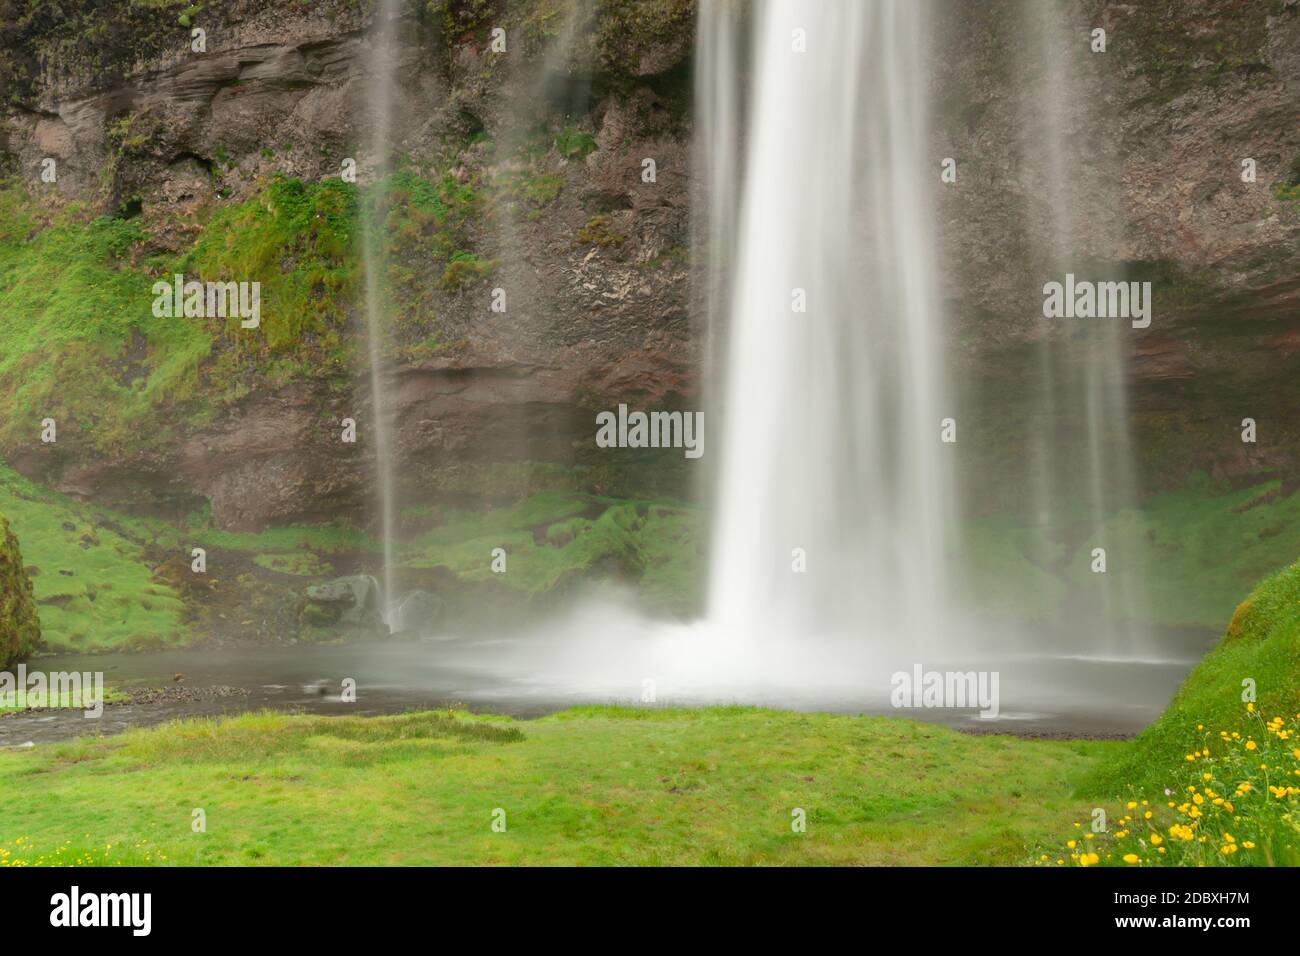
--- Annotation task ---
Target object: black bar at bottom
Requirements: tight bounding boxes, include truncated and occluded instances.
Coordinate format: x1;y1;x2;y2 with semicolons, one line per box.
0;865;1277;939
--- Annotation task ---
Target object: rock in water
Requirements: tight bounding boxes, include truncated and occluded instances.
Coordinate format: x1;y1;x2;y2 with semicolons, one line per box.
0;514;41;668
300;575;387;635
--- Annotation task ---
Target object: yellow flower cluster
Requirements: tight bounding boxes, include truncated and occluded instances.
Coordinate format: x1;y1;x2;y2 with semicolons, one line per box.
1037;705;1300;867
0;836;168;867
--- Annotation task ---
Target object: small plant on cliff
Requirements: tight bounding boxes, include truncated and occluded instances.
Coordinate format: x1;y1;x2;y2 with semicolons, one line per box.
441;250;494;291
554;127;597;160
576;214;626;249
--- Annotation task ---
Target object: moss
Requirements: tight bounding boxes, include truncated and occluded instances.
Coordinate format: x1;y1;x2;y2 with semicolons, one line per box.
0;512;41;667
185;173;359;357
576;214;626;248
0;174;366;459
0;185;212;456
398;492;702;615
0;465;184;654
491;167;564;219
252;552;334;576
421;0;506;53
1081;476;1300;631
591;0;695;78
440;250;495;291
374;168;488;340
1275;181;1300;204
554;127;597;160
1082;557;1300;797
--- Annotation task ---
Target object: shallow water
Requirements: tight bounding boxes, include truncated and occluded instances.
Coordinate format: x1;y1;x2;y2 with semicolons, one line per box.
1;621;1215;747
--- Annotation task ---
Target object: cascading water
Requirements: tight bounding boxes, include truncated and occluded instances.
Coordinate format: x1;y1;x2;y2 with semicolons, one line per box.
383;0;1173;724
1015;0;1149;657
705;0;957;656
359;0;402;629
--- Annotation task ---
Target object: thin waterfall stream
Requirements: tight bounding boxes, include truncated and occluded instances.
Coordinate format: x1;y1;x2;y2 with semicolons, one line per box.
360;0;402;629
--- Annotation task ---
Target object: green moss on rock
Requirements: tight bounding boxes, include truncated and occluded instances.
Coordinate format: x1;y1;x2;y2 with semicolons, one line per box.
0;513;41;667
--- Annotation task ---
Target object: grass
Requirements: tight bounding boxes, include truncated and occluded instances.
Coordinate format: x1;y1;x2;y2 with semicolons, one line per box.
0;166;485;463
0;461;376;652
0;189;211;456
1090;475;1300;630
0;174;361;459
6;455;1298;651
0;706;1113;866
1084;556;1300;798
0;464;187;653
0;453;702;650
0;684;130;714
962;474;1300;631
183;173;357;360
1031;556;1300;867
397;493;703;615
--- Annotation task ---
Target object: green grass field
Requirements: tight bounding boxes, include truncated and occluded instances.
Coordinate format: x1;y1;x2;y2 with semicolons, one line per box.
0;707;1113;866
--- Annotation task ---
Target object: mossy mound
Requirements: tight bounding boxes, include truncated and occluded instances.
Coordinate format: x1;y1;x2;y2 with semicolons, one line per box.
1084;557;1300;797
0;512;41;667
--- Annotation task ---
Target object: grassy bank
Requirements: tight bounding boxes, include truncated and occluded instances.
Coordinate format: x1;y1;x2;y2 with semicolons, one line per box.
0;707;1112;866
1029;556;1300;867
1084;556;1300;798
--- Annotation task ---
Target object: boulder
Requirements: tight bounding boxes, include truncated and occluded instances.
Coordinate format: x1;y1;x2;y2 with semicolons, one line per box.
0;515;41;667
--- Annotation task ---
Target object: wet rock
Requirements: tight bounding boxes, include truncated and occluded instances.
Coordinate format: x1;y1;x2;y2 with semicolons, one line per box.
124;685;251;705
300;575;387;635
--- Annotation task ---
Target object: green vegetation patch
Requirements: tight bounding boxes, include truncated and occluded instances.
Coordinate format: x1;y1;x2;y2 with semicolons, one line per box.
1085;556;1300;799
0;465;186;653
0;512;41;666
1085;476;1300;630
185;173;358;374
0;188;211;455
963;474;1300;631
0;706;1112;866
0;174;362;458
252;552;333;577
399;493;702;614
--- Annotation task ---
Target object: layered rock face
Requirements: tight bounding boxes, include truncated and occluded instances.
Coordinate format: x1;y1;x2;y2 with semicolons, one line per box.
933;0;1300;497
0;0;1296;531
0;514;40;666
0;0;697;530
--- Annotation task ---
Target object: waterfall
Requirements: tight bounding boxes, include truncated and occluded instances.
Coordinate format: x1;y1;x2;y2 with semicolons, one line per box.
359;0;402;629
704;0;956;654
1015;0;1148;656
